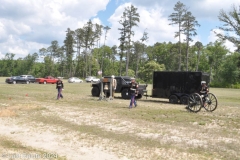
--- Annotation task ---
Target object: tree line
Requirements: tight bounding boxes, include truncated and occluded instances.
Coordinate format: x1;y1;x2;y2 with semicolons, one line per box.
0;1;239;88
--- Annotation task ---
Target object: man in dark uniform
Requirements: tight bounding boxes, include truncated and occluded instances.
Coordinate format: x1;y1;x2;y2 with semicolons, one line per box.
56;78;64;99
199;81;209;106
129;78;138;108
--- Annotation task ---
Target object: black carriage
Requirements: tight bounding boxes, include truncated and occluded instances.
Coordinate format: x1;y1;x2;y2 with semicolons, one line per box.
187;92;218;112
151;71;209;103
151;71;218;112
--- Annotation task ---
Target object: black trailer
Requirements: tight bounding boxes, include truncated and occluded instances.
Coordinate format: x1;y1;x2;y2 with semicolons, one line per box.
151;71;210;104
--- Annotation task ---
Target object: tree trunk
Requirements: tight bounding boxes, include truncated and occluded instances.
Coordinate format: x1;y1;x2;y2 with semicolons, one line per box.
186;40;189;71
196;50;200;71
178;23;182;71
126;49;129;76
119;54;123;76
210;65;212;83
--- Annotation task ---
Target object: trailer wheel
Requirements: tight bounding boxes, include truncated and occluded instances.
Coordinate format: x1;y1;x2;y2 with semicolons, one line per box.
180;96;189;105
121;88;130;99
91;87;100;97
169;95;178;104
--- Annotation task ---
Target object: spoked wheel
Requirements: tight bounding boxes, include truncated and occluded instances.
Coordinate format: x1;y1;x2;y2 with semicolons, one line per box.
202;93;218;112
187;93;203;113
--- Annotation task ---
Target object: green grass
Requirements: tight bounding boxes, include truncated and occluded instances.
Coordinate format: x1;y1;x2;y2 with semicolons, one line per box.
0;136;66;160
1;77;240;159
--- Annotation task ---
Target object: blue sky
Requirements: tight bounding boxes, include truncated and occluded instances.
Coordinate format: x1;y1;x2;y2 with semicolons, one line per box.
0;0;238;59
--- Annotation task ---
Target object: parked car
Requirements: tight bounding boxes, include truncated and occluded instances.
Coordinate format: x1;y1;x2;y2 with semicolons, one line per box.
68;77;83;83
35;76;58;84
19;75;36;83
85;76;100;83
5;76;30;84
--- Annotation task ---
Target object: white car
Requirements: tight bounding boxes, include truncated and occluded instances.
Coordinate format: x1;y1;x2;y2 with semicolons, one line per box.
68;77;83;83
85;76;100;83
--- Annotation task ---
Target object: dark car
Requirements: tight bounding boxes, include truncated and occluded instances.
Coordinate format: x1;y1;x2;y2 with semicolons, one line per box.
20;75;36;83
5;76;30;84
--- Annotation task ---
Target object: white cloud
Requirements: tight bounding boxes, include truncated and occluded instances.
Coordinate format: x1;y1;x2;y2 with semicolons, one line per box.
0;0;239;59
92;18;102;25
0;35;48;58
130;0;240;20
0;0;109;58
107;3;177;47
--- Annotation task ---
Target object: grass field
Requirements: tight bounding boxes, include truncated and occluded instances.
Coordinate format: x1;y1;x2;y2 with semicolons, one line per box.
0;77;240;160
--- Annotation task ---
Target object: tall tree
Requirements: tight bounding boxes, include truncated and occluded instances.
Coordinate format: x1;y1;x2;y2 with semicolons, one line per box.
118;11;128;75
81;20;98;77
46;40;60;75
137;29;149;78
101;26;111;76
182;11;200;71
132;41;144;78
64;28;75;77
194;41;203;71
123;4;140;76
216;4;240;52
169;1;187;71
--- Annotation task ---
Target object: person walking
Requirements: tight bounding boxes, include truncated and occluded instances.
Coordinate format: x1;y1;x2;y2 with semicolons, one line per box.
129;78;138;109
56;78;64;99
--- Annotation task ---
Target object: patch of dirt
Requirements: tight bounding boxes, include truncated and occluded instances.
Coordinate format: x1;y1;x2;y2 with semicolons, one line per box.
0;98;240;160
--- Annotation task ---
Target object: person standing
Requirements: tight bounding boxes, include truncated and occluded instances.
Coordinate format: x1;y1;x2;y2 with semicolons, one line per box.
56;78;64;99
112;75;117;98
129;78;138;109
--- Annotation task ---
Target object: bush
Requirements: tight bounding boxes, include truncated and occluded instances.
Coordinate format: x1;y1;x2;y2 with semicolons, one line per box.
210;81;240;89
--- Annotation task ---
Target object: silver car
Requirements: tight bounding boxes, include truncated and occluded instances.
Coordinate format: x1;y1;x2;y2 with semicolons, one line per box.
68;77;83;83
85;76;100;83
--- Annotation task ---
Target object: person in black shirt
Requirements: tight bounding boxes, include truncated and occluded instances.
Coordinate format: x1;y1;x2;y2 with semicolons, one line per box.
129;78;138;108
56;79;64;99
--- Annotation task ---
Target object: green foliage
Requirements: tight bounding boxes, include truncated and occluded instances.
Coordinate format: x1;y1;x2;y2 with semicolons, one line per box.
218;53;240;84
138;61;165;83
210;81;240;89
122;69;135;77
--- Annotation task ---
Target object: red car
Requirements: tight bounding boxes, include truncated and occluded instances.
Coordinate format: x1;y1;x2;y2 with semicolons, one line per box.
35;76;58;84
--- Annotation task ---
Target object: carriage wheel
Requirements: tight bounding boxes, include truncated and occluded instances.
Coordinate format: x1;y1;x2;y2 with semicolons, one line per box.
202;93;218;112
187;93;202;113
